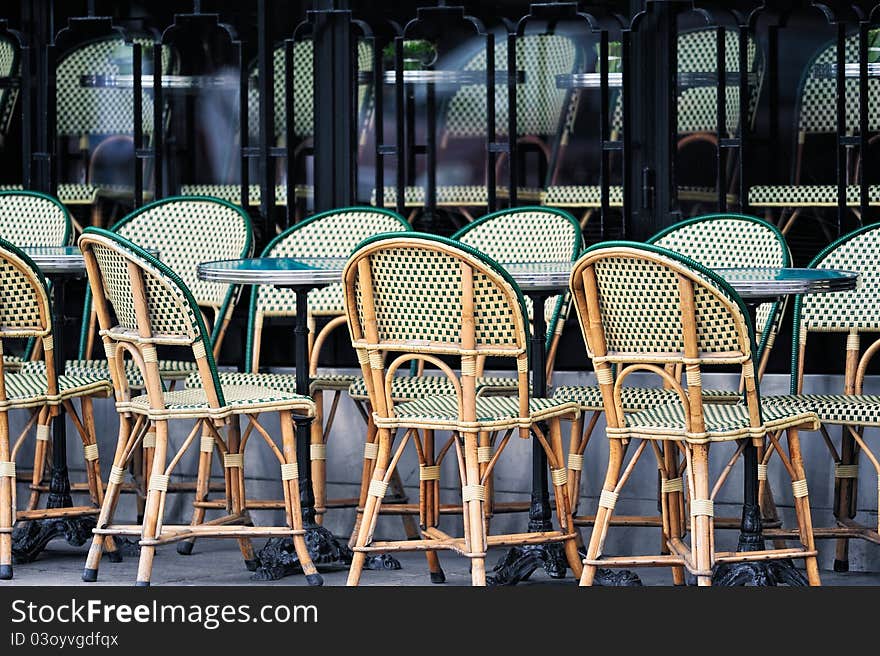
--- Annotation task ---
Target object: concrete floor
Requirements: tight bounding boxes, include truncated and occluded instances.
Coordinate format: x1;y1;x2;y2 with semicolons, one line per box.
3;538;878;587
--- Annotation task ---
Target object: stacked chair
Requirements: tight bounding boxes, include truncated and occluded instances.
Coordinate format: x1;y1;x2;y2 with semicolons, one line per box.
568;241;821;585
343;232;582;585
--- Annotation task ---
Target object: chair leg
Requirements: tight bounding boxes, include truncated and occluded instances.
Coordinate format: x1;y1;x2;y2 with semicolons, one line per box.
689;443;713;587
225;417;255;570
311;390;326;526
834;426;859;572
462;432;486;586
548;418;583;578
785;428;821;586
0;409;13;579
136;420;169;587
348;427;393;586
422;429;444;583
662;443;686;585
27;409;50;511
78;397;118;560
348;417;378;549
580;438;624;586
177;422;214;556
279;411;321;586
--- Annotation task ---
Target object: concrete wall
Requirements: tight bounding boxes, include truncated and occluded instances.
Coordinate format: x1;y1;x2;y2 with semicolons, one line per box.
20;369;880;573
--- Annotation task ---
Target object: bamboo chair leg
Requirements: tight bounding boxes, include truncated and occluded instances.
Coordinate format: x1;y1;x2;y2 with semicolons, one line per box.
0;408;12;579
348;417;378;549
548;418;582;578
136;421;169;587
279;411;321;585
347;427;394;586
77;398;118;559
834;426;859;572
662;444;686;585
27;409;51;511
226;417;255;570
422;429;444;583
462;432;486;586
689;443;713;587
580;438;625;586
388;469;419;539
566;415;585;512
177;421;214;557
784;427;821;586
311;390;326;526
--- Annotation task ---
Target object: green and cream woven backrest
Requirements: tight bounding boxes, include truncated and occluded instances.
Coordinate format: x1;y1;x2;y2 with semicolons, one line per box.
0;32;20;139
343;233;531;429
0;191;72;246
570;243;756;424
56;35;175;138
452;207;581;349
246;207;409;370
444;33;579;139
79;228;223;404
648;213;788;361
797;30;880;135
0;237;53;351
113;196;252;319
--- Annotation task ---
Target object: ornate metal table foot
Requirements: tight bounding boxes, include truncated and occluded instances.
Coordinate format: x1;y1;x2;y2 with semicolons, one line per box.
363;553;402;571
113;537;142;557
488;543;567;585
12;516;95;564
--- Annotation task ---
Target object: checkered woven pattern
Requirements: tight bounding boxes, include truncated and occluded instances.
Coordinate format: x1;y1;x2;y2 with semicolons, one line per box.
542;185;624;208
0;192;71;246
22;358;196;389
454;208;580;341
801;225;880;331
763;393;880;427
387;394;576;426
56;36;174;136
551;384;741;412
196;371;355;394
178;184;312;206
798;31;880;134
0;32;20;137
0;371;110;409
748;184;880;207
372;185;543;207
124;384;314;419
253;208;408;322
444;33;578;139
115;197;252;312
591;253;743;356
348;374;518;402
0;245;49;335
616;400;818;443
2;355;23;373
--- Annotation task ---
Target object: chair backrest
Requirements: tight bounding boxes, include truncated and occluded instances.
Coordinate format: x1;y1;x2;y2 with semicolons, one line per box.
569;242;758;431
0;32;20;139
343;232;531;432
0;238;58;394
79;228;224;406
648;213;789;360
246;206;409;371
797;30;880;136
444;32;579;140
452;206;581;349
0;191;72;246
792;223;880;392
56;35;175;138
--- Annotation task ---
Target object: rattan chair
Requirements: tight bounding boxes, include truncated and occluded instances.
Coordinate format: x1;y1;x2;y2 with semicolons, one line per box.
196;206;414;533
78;228;320;586
544;27;762;225
570;242;820;585
0;238;113;579
0;30;20;149
555;214;790;523
343;232;582;586
748;31;880;235
373;33;578;221
761;222;880;572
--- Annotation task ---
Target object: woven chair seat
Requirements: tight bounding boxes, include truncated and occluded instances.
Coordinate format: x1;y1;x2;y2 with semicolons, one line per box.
192;370;356;395
120;384;315;420
348;374;520;402
22;358;197;388
372;185;543;208
551;384;742;412
0;371;111;409
3;354;23;373
542;185;735;209
609;400;819;443
375;394;579;432
748;184;880;208
762;393;880;427
179;184;313;207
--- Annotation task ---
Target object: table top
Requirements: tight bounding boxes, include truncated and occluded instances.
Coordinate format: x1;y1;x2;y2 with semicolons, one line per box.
556;71;758;90
22;246;86;275
715;267;858;299
812;62;880;79
79;74;239;89
383;69;525;86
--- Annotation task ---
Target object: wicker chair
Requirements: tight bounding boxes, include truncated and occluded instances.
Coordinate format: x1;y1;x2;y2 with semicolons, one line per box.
78;228;320;586
748;31;880;235
0;238;113;579
55;35;175;228
761;222;880;572
343;232;582;585
555;213;789;527
373;33;578;221
0;30;20;148
544;27;762;225
570;242;820;585
195;206;413;534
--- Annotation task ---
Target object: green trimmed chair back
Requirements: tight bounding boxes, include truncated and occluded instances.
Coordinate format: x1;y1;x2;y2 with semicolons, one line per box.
452;207;581;348
79;228;224;404
0;32;20;140
246;206;409;370
444;33;579;140
0;192;72;246
648;213;789;359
